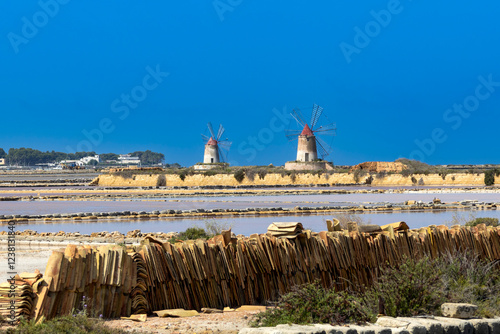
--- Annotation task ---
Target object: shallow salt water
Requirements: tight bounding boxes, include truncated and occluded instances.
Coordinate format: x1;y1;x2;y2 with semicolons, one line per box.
8;210;500;236
1;191;500;216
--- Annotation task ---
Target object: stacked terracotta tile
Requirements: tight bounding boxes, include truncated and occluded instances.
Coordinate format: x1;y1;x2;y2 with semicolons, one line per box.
0;272;41;324
33;244;140;320
133;225;500;311
6;224;500;321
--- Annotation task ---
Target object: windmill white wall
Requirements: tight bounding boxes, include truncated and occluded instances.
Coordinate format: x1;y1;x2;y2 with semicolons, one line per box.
203;142;220;163
296;134;317;162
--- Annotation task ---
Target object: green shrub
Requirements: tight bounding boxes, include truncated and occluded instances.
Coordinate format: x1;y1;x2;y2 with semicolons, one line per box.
353;169;366;183
4;314;126;334
445;212;477;227
177;167;194;181
156;174;166;187
366;256;445;317
257;169;268;180
234;169;245;183
365;175;373;185
251;281;374;327
484;170;495;186
251;252;500;326
245;168;256;182
397;158;451;176
180;227;209;240
439;251;500;318
169;227;210;243
113;170;135;179
466;217;499;227
204;220;232;237
401;169;412;177
437;168;449;180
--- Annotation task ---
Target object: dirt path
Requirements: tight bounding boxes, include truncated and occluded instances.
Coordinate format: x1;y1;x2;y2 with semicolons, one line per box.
104;309;262;333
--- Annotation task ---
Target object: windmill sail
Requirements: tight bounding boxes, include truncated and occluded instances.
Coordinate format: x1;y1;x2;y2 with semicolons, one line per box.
291;108;307;127
217;124;225;141
286;104;336;162
310;104;323;129
202;123;231;164
207;122;216;139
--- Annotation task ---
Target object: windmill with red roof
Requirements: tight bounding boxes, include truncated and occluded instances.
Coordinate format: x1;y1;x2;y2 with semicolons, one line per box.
201;122;231;164
285;104;336;162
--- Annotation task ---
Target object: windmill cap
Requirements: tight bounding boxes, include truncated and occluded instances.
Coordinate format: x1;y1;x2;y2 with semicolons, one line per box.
207;137;217;145
301;124;314;136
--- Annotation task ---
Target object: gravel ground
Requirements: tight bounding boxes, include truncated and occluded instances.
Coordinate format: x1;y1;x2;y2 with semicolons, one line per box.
104;309;263;333
0;247;53;282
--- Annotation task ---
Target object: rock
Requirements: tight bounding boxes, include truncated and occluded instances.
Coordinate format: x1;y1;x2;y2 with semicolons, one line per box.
358;224;382;233
154;309;199;317
441;303;478;319
201;308;223;314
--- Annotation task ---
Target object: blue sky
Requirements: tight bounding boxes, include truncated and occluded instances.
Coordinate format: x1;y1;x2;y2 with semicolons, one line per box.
1;1;499;166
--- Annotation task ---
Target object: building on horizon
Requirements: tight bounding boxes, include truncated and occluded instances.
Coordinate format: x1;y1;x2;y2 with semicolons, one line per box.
118;154;141;165
80;155;100;164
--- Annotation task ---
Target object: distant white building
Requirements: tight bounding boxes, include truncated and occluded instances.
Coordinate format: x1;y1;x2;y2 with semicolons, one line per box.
80;155;100;164
118;154;140;165
0;158;5;166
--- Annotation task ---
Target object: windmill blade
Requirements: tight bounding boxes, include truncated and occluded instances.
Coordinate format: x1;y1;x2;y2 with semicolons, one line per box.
291;108;307;127
313;123;336;135
201;134;211;142
216;124;225;141
207;122;216;139
218;146;228;163
315;136;333;159
285;129;301;141
310;104;324;129
218;140;232;150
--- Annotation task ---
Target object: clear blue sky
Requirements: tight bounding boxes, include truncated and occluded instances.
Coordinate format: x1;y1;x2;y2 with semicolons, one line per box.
1;1;499;166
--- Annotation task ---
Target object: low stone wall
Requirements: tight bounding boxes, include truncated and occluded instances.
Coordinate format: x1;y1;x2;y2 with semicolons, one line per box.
284;161;334;171
241;317;500;334
94;172;500;187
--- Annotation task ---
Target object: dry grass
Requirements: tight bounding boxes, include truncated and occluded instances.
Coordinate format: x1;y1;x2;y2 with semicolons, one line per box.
333;213;370;230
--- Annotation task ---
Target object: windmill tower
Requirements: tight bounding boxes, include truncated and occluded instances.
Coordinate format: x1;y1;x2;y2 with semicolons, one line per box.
285;104;336;169
201;122;231;164
297;124;318;162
